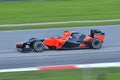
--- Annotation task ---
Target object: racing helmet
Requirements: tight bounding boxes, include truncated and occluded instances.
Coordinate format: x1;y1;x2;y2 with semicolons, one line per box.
64;30;71;37
64;29;68;32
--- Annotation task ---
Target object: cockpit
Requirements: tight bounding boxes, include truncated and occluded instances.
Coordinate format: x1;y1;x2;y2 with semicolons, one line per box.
69;32;86;42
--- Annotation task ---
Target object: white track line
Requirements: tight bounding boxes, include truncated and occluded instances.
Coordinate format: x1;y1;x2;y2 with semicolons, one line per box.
0;62;120;73
0;67;37;73
0;19;120;27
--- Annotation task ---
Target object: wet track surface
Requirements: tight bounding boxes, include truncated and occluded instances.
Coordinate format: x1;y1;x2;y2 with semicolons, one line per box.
0;25;120;69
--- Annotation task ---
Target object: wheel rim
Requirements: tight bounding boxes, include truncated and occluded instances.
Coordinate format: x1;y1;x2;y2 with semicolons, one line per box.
92;39;102;49
94;40;100;46
36;44;42;50
34;42;44;52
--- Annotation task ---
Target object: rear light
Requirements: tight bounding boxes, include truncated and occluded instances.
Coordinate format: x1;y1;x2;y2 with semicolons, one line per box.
16;42;23;46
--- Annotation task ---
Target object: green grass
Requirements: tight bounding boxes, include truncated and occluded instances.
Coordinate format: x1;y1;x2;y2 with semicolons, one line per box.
106;73;120;80
0;21;120;31
0;0;120;24
0;68;119;80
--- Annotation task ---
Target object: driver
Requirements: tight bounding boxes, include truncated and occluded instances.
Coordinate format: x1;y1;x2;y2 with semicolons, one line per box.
63;30;71;38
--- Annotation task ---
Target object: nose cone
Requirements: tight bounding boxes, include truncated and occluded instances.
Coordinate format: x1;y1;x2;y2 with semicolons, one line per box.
16;42;23;47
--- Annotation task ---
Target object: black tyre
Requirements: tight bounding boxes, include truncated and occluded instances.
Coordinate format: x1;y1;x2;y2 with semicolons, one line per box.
91;38;102;49
33;41;45;52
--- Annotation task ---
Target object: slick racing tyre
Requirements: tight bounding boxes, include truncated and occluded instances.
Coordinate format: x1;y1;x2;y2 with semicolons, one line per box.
91;38;102;49
33;41;45;52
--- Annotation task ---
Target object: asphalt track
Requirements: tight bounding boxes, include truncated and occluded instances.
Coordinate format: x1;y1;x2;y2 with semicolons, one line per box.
0;25;120;69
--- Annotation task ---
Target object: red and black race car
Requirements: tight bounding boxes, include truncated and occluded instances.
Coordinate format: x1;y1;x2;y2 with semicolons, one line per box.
16;29;105;52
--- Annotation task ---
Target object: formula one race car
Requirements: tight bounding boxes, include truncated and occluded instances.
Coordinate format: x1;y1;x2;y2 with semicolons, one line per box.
16;29;105;52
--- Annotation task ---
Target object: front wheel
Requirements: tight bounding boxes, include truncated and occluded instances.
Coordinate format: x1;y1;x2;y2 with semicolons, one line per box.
91;38;102;49
33;41;45;52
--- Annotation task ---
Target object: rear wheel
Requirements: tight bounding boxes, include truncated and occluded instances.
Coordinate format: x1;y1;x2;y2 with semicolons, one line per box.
91;38;102;49
33;41;45;52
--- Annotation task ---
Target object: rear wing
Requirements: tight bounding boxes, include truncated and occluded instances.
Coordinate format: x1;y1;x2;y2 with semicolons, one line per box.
90;29;105;38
